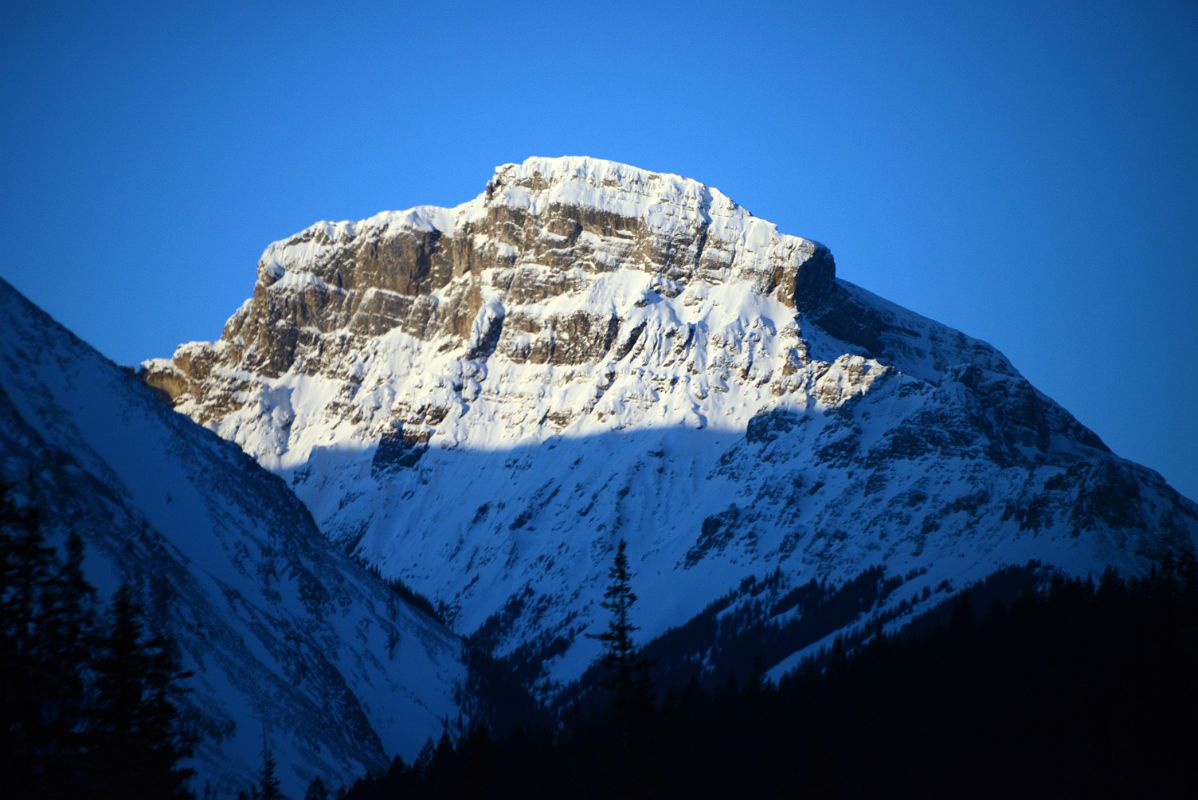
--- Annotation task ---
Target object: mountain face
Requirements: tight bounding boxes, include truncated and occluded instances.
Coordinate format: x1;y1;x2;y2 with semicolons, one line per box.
0;280;470;796
143;156;1198;693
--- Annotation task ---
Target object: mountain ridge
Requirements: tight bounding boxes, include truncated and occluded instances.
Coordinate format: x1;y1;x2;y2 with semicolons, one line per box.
0;278;472;795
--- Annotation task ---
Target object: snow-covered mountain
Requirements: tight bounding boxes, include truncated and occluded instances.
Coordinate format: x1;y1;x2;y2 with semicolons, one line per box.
143;156;1198;694
0;279;470;796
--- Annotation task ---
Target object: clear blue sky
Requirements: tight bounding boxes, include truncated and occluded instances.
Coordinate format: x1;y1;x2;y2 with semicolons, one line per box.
3;1;1196;500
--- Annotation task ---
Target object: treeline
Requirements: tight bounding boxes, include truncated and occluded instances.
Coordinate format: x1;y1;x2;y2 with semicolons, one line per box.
8;469;1197;799
1;487;195;799
344;553;1198;799
561;564;919;707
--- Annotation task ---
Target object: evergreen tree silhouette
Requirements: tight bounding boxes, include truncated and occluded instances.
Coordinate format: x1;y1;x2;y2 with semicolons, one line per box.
303;775;330;800
38;531;98;793
588;539;658;793
590;539;649;703
257;744;282;800
89;584;195;798
1;484;58;795
1;487;197;797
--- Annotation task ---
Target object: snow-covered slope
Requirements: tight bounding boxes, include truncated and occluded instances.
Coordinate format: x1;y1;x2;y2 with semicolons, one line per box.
0;279;469;796
144;156;1198;693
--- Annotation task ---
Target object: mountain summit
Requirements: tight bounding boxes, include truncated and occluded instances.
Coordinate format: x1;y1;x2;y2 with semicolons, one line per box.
144;156;1198;693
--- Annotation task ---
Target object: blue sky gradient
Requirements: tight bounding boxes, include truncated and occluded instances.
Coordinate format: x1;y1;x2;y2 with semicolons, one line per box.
2;0;1195;498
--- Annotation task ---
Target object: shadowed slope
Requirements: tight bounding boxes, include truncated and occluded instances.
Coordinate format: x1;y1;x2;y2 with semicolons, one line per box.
0;279;470;796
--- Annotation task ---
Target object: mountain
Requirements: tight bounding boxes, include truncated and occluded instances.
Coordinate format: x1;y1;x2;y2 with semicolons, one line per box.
0;279;470;796
142;156;1198;695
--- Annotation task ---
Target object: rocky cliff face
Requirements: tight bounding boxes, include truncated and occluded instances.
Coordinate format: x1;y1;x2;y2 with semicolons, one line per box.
0;280;470;796
143;156;1198;693
148;157;835;428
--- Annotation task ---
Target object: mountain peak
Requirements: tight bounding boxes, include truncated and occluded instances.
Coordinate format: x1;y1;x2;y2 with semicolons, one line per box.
159;158;836;386
470;156;832;281
141;161;1197;694
482;155;739;217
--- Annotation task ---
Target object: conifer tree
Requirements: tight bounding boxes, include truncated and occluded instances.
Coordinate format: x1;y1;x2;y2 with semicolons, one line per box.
90;584;195;798
38;531;98;793
304;775;330;800
258;745;282;800
2;486;196;797
0;484;58;795
590;539;651;708
90;584;149;789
